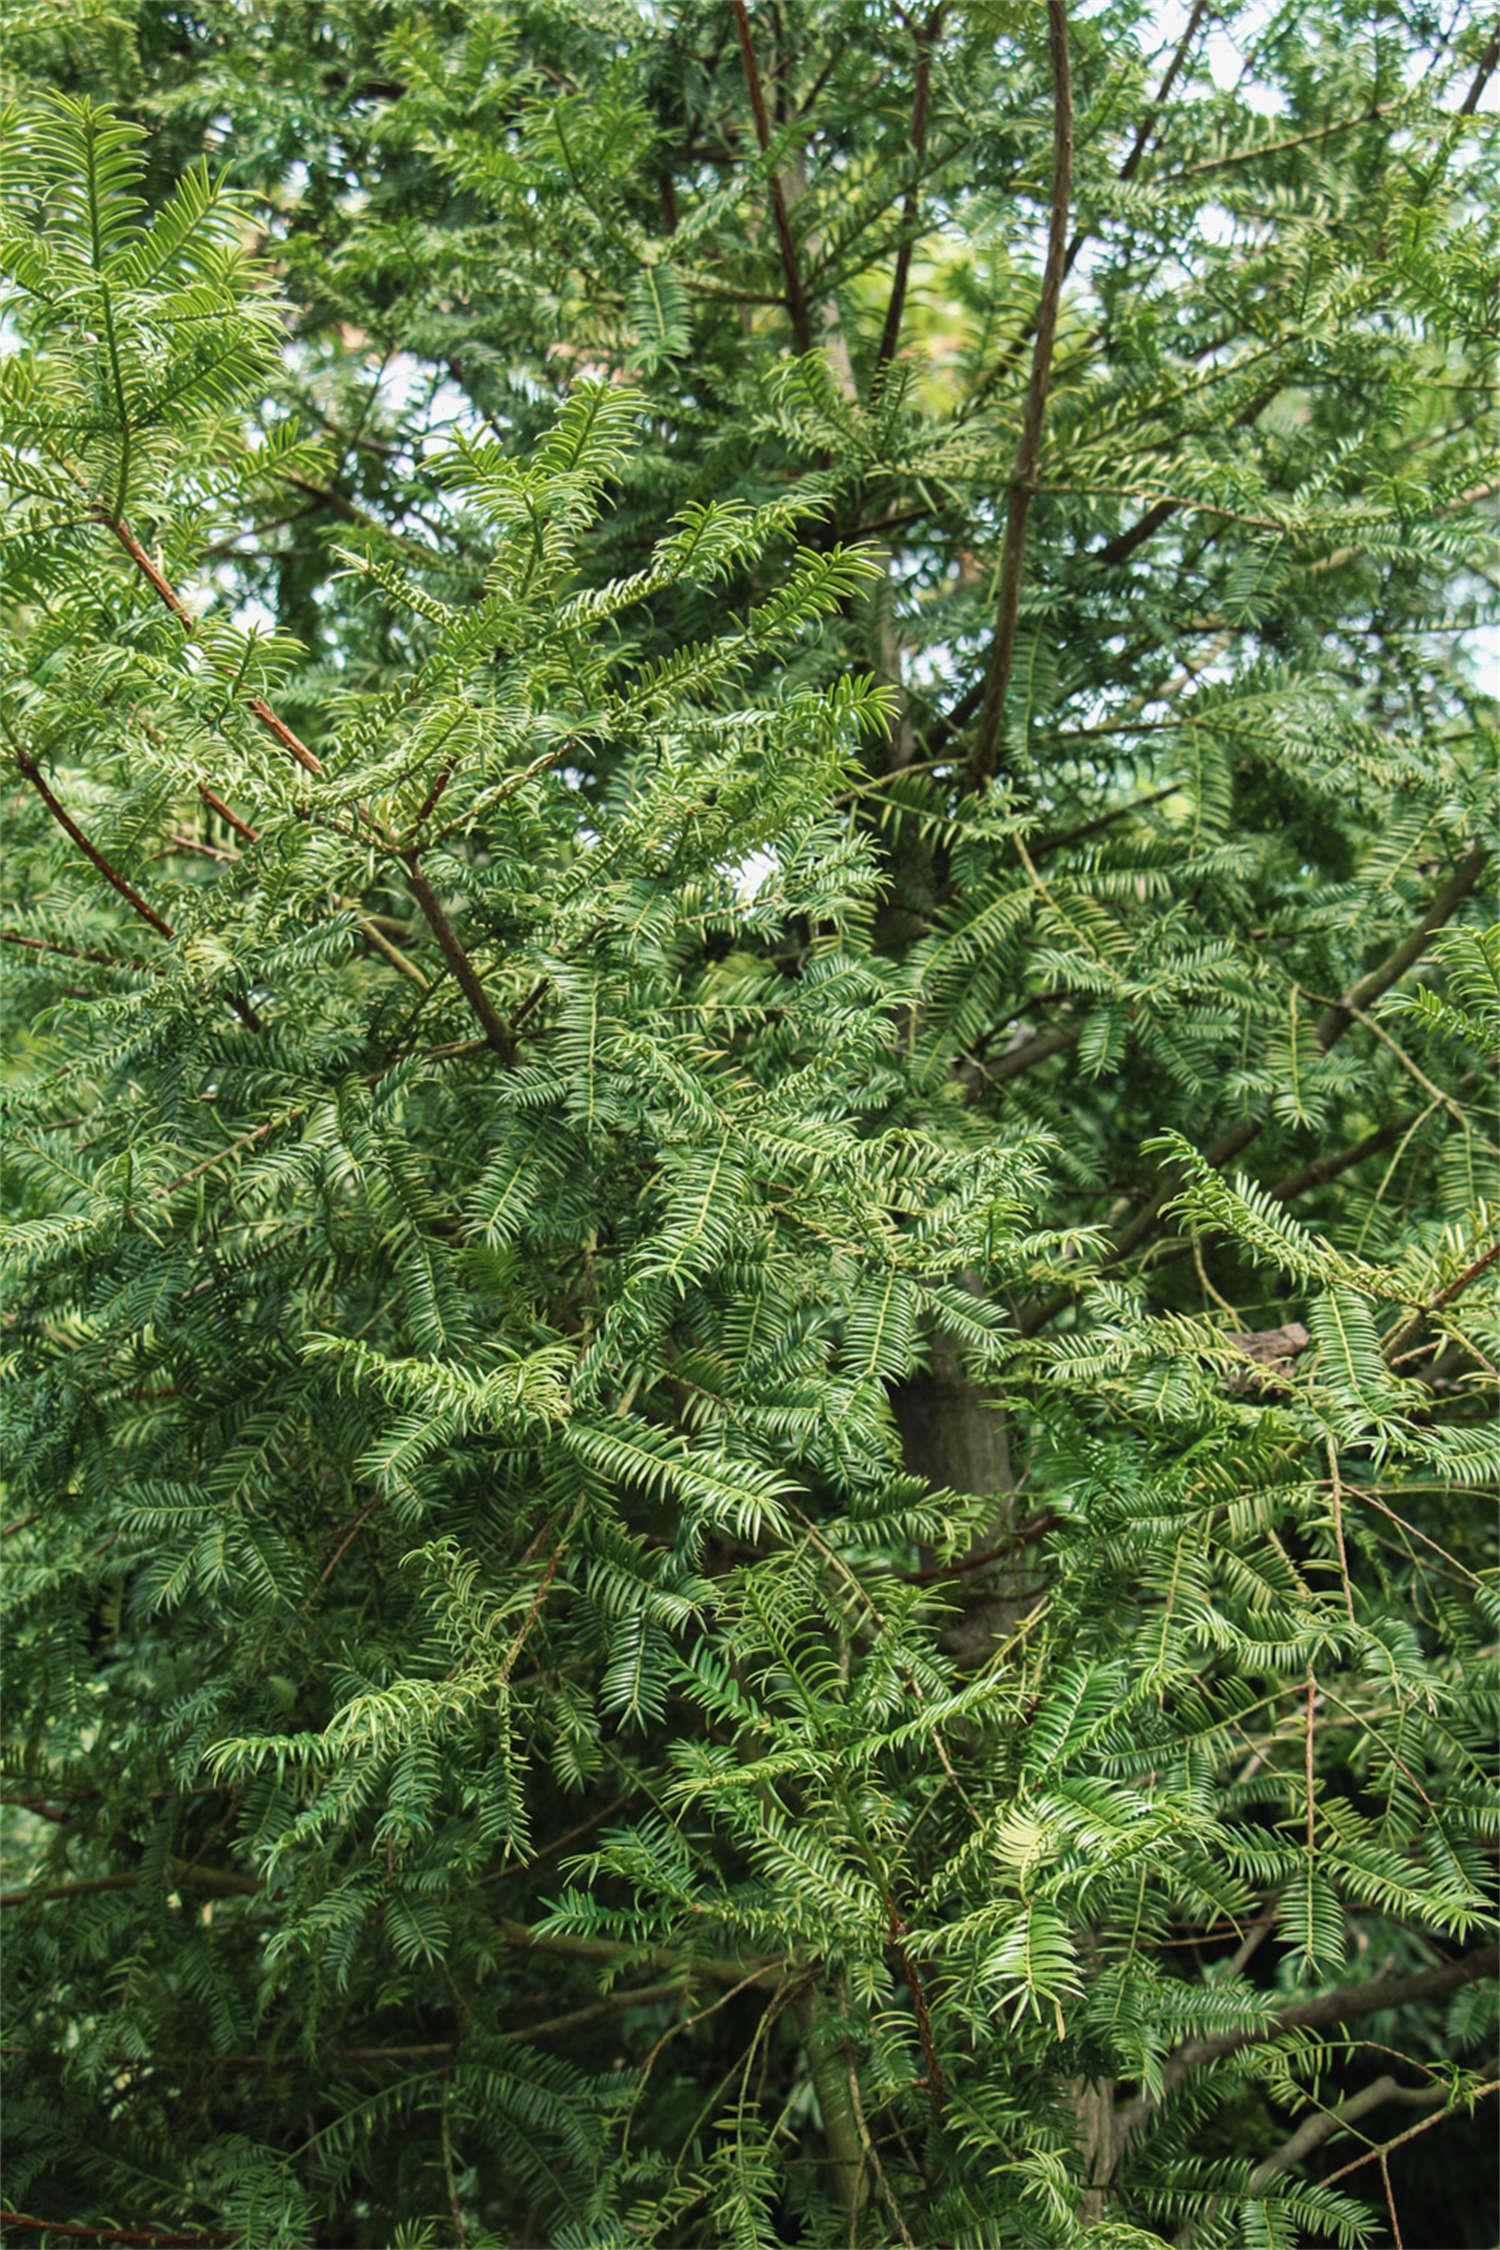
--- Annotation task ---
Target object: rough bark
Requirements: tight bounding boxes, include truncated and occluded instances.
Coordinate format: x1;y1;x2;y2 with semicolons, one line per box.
893;1328;1035;1656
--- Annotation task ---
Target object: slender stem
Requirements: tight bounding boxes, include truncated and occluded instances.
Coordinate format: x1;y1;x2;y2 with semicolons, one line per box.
105;516;323;777
11;753;262;1032
1017;844;1491;1333
873;8;944;384
2;928;152;972
967;0;1073;788
1092;384;1280;566
1166;100;1399;180
12;751;174;939
729;0;814;353
401;857;518;1062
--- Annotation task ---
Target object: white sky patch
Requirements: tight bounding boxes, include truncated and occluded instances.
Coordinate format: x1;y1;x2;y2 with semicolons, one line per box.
732;848;777;901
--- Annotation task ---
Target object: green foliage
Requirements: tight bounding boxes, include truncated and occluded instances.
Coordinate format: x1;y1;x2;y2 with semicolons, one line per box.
1;6;1496;2247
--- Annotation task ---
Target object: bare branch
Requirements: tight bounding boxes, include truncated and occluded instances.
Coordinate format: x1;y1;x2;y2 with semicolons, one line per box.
401;858;518;1063
1114;1941;1500;2141
729;0;814;353
1250;2072;1449;2189
873;8;945;385
1017;843;1491;1333
968;0;1073;789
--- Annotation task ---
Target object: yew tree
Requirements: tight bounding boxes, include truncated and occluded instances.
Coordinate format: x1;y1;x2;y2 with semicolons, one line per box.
2;2;1497;2245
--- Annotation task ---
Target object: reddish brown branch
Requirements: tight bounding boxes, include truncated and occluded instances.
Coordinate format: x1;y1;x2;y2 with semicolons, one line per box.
401;858;518;1062
0;2216;226;2249
730;0;815;353
904;1511;1057;1583
12;759;260;1031
873;8;945;383
14;754;175;941
105;517;322;777
886;1902;949;2115
1384;1236;1500;1362
197;784;259;844
2;928;153;972
967;0;1073;788
1017;844;1491;1334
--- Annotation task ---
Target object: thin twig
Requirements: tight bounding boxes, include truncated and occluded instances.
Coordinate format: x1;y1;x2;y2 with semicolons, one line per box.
1117;0;1212;182
401;858;518;1062
497;1496;588;1685
107;516;322;776
1324;1440;1356;1627
968;0;1073;788
9;746;262;1033
729;0;814;353
872;8;945;384
1383;1237;1500;1363
1322;2075;1500;2184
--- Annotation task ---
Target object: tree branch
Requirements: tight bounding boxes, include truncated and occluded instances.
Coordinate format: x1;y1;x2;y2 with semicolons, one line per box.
1114;1942;1500;2140
1458;22;1500;114
494;1915;783;1990
2;1862;260;1908
1321;2072;1500;2184
1314;844;1490;1047
1017;843;1491;1333
729;0;814;353
106;516;322;777
1249;2072;1450;2189
1091;384;1281;567
1383;1237;1500;1363
1263;1080;1479;1203
12;753;175;941
967;0;1073;789
0;2216;226;2249
9;749;263;1033
872;7;945;384
401;858;518;1063
1116;0;1211;183
904;1510;1056;1583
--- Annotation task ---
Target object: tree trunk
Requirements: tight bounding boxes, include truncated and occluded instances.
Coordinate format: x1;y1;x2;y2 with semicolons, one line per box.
794;1979;869;2225
894;1329;1037;1658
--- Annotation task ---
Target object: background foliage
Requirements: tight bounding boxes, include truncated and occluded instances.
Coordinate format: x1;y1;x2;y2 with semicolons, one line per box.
1;2;1496;2244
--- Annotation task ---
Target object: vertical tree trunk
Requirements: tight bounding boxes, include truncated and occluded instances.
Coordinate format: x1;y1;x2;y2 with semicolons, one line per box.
894;1330;1037;1658
794;1980;869;2225
1071;2073;1120;2225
